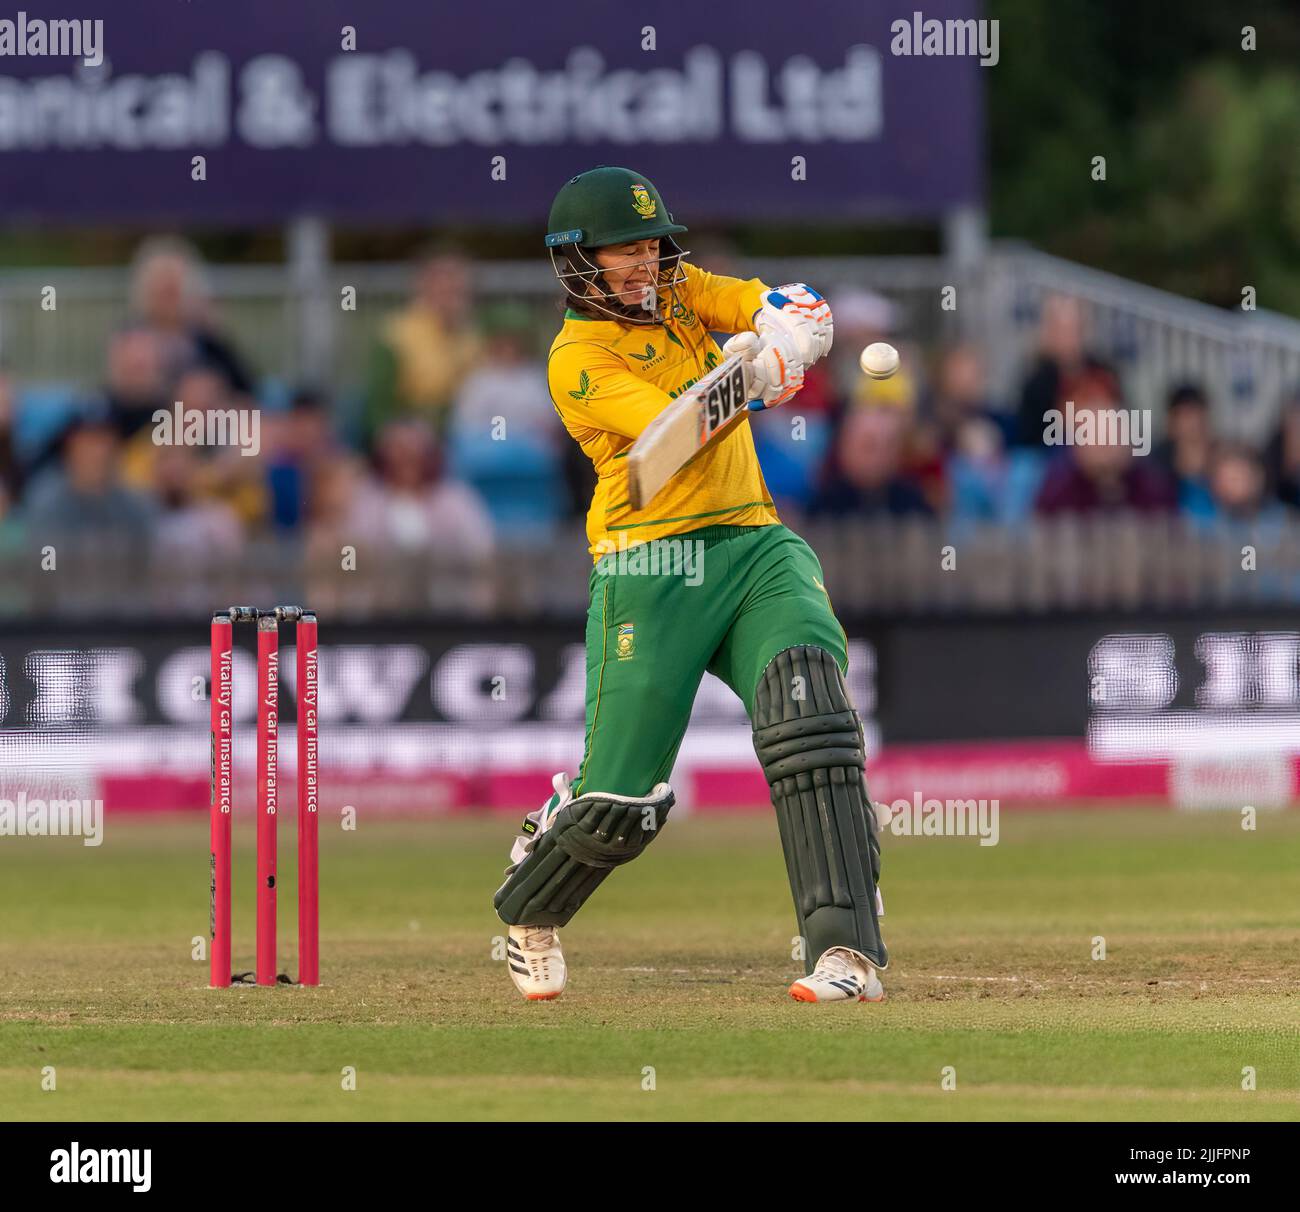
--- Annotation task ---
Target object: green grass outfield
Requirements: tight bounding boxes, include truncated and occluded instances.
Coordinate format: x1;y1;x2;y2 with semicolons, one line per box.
1;807;1298;1121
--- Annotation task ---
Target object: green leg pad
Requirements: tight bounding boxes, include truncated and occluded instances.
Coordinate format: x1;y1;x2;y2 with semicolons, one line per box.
753;645;887;973
494;785;674;926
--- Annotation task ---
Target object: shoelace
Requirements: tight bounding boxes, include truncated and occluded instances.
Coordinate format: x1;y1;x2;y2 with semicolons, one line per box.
522;926;556;951
815;952;859;984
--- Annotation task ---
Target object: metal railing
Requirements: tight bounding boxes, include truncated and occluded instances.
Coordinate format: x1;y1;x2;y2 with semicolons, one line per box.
2;515;1296;619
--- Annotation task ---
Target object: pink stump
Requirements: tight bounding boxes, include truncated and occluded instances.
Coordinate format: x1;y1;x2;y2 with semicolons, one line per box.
297;613;319;985
256;613;280;985
210;614;234;987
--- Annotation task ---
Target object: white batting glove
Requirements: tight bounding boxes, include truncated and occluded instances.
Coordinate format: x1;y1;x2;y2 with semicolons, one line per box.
722;330;805;411
756;283;834;365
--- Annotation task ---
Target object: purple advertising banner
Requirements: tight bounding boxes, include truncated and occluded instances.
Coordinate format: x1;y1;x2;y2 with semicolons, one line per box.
0;0;984;225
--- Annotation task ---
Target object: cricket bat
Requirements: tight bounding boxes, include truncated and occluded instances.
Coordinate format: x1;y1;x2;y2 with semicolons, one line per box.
625;351;757;511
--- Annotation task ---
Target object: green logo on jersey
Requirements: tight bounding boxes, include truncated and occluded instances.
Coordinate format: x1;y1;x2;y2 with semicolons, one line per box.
666;349;720;400
628;343;657;362
568;369;596;400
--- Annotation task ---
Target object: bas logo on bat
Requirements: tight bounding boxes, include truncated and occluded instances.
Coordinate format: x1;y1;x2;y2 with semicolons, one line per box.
702;364;749;437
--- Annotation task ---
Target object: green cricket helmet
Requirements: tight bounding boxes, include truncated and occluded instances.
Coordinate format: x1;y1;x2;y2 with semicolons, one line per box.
545;166;690;326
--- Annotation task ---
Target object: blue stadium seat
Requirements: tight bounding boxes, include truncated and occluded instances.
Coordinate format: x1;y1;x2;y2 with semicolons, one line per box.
447;430;564;539
14;385;81;465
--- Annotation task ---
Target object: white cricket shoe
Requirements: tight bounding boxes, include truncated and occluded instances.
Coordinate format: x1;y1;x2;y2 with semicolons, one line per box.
506;924;567;1001
500;774;573;1001
789;946;885;1004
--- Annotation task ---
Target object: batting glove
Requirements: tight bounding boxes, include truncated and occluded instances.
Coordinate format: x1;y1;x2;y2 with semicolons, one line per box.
723;330;805;411
756;283;834;365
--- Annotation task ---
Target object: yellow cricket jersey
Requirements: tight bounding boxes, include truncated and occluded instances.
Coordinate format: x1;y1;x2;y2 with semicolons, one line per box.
547;261;782;559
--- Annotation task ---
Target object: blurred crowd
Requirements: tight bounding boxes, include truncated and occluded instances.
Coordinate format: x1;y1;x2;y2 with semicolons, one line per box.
772;291;1300;541
2;239;1299;589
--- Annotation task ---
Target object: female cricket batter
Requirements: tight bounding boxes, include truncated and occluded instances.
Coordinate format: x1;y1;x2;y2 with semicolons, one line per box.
493;166;888;1005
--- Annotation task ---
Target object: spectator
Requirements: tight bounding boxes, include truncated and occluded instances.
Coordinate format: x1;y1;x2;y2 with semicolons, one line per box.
98;328;171;443
363;249;483;443
306;420;495;613
302;453;378;615
924;345;1015;452
111;363;265;526
1263;390;1300;511
0;372;22;502
1034;369;1177;516
129;236;255;395
1191;441;1297;602
1153;383;1214;514
447;303;568;536
304;453;370;554
449;303;554;443
149;444;244;600
1015;293;1107;447
1191;442;1286;528
909;343;999;513
948;416;1049;531
264;390;340;531
23;415;153;544
0;468;23;611
0;477;12;533
171;365;234;420
168;369;267;528
357;418;495;564
809;406;932;519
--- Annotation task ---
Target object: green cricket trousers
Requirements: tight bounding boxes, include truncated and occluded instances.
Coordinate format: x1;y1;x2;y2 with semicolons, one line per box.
572;523;849;797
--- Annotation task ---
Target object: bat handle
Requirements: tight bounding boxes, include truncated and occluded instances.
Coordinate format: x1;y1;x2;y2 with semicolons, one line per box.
746;398;767;412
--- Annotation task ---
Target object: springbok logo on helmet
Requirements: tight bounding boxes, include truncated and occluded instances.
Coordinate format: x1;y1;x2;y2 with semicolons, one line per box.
630;184;656;219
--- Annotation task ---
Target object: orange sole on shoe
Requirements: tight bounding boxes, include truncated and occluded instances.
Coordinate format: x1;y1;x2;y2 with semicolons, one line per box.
525;991;562;1001
789;983;887;1003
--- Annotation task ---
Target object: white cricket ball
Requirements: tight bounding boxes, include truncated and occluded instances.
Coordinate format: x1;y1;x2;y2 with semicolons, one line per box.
859;342;900;380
